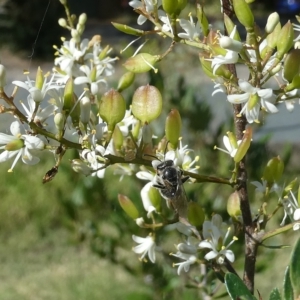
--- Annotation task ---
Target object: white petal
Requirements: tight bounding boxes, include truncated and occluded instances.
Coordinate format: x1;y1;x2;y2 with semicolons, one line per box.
204;250;218;261
227;92;249;104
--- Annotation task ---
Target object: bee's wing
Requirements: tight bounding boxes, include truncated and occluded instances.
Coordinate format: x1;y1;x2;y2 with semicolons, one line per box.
169;177;188;219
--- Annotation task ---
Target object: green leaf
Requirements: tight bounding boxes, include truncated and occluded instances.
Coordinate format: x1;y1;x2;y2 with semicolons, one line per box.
269;288;281;300
283;266;294;300
290;238;300;297
225;273;257;300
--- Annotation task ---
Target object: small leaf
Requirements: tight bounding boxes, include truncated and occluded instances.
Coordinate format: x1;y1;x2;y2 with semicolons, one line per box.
269;288;281;300
290;238;300;297
225;273;257;300
283;266;294;300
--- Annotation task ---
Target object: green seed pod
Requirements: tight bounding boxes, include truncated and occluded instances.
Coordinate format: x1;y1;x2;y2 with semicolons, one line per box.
99;89;126;132
276;21;294;60
232;0;254;29
117;71;135;92
148;186;161;212
283;49;300;82
165;109;182;149
111;22;145;36
262;156;284;185
162;0;179;16
118;194;139;219
196;4;209;36
187;202;205;227
227;191;242;221
285;74;300;91
123;53;160;73
131;85;162;124
234;127;252;163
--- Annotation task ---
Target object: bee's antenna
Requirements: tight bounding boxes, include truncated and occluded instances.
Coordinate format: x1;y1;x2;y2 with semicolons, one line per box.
143;153;161;162
164;140;170;160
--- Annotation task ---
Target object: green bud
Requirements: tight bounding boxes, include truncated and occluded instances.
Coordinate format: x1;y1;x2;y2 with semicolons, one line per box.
117;72;135;92
276;21;294;60
196;4;209;36
187;202;205;227
132;120;141;141
123;53;160;73
99;89;126;132
5;139;24;151
199;55;215;78
227;131;238;148
165;109;182;149
118;194;139;219
59;0;67;5
0;64;6;88
265;12;280;34
283;49;300;82
267;22;281;49
111;22;145;36
132;85;162;124
35;67;44;90
98;45;111;61
63;78;74;113
262;156;284;184
224;15;241;42
232;0;254;28
162;0;179;16
227;191;242;221
148;186;161;212
234;127;252;163
112;125;124;151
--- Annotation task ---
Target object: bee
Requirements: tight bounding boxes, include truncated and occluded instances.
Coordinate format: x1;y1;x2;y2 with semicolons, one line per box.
152;158;200;238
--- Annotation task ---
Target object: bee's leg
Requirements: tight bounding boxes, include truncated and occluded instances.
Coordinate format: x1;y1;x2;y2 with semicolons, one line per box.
153;183;165;190
181;176;189;183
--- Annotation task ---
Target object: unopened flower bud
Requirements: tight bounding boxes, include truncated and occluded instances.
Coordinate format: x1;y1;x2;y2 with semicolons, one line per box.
267;22;281;49
262;156;284;184
111;22;145;36
165;109;182;149
58;18;67;28
265;12;280;34
63;78;74;113
187;202;205;227
220;36;243;52
54;113;65;137
276;21;294;60
71;159;92;175
196;4;209;36
283;49;300;82
117;72;135;92
99;89;126;132
78;13;87;25
234;127;252;163
0;64;6;88
35;66;44;90
132;85;162;124
123;53;160;73
30;87;43;103
232;0;254;29
71;29;80;42
136;217;146;227
227;191;242;220
80;96;91;124
118;194;139;219
95;123;105;141
112;125;123;151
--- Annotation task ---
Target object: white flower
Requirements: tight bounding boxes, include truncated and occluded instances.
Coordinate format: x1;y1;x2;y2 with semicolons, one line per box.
54;38;89;76
280;89;300;112
0;121;45;171
132;234;156;263
171;238;198;275
280;191;300;230
13;72;59;104
177;15;201;41
214;132;241;158
74;64;108;96
227;79;278;123
129;0;162;25
212;78;226;96
199;214;237;264
208;26;240;74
